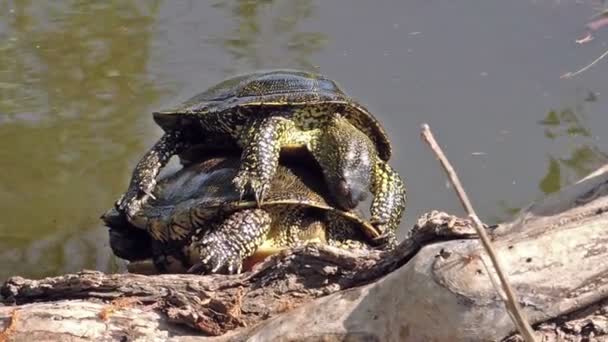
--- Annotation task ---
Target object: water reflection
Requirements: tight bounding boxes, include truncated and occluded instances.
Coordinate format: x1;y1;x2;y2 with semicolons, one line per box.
210;0;327;72
493;90;608;222
0;0;162;279
538;91;607;195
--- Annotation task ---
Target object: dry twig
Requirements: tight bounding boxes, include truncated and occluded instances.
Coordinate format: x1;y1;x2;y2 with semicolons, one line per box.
420;123;537;342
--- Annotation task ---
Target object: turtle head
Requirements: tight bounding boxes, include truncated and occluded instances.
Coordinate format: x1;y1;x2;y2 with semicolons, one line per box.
153;94;216;133
313;116;376;210
153;112;182;131
153;111;201;133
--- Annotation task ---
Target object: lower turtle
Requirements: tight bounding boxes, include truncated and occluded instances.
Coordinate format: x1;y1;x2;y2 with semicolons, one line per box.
116;70;406;240
103;154;383;275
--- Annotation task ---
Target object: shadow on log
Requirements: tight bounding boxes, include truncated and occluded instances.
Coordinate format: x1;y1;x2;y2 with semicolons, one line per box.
3;165;608;341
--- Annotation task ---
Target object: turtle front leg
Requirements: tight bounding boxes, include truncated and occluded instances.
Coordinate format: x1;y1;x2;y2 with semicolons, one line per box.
188;209;271;275
233;116;296;204
116;130;188;220
369;160;407;248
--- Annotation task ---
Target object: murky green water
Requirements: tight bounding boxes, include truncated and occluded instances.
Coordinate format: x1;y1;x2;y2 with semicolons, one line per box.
1;0;607;280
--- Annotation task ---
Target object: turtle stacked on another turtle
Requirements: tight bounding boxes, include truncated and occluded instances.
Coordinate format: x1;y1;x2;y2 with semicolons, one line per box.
108;70;407;274
103;154;382;274
116;70;406;238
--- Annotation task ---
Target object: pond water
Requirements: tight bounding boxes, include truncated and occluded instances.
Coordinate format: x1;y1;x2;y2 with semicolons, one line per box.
1;0;607;280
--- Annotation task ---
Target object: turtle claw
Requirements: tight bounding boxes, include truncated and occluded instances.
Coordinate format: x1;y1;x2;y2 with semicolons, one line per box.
116;190;140;218
114;194;126;211
371;231;397;250
253;183;268;207
189;232;244;275
232;170;270;206
189;244;243;275
189;209;270;275
232;263;243;275
187;263;205;274
116;177;158;222
369;217;387;233
234;116;290;205
369;217;397;250
143;189;157;201
116;189;147;222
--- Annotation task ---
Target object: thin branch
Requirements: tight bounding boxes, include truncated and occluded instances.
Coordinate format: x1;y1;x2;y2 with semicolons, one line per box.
420;124;537;342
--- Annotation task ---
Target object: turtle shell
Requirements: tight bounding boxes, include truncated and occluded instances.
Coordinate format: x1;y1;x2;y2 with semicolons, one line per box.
121;154;380;243
153;69;392;161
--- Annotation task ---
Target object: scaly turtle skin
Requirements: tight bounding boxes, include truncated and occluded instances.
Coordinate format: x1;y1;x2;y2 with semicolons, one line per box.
116;70;406;240
104;155;382;275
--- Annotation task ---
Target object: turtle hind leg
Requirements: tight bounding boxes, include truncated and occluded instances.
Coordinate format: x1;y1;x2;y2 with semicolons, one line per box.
189;209;271;275
233;116;297;204
117;130;188;219
369;160;406;249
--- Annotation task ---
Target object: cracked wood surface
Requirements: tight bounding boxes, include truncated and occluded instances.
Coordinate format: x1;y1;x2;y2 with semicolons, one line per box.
2;165;608;341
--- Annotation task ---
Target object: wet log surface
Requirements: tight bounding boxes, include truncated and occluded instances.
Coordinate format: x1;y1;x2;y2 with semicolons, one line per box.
3;165;608;341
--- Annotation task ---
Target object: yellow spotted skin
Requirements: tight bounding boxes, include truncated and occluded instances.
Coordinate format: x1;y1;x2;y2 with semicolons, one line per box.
234;115;405;240
103;156;381;275
308;117;406;244
186;207;366;274
122;117;406;255
116;70;404;241
232;116;298;202
189;209;272;275
116;131;188;220
370;161;406;247
183;206;372;274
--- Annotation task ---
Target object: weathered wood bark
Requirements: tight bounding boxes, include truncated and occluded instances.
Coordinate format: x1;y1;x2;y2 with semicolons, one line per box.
3;165;608;341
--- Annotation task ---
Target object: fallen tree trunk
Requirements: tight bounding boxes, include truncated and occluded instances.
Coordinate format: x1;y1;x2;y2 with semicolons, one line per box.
3;165;608;341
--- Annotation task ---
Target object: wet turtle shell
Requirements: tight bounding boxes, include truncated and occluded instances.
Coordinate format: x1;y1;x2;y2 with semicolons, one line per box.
153;69;391;161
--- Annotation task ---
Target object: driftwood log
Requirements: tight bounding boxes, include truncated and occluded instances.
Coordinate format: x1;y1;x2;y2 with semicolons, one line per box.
3;165;608;341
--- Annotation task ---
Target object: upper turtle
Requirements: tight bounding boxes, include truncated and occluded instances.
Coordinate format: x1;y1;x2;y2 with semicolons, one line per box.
116;70;406;246
153;70;391;161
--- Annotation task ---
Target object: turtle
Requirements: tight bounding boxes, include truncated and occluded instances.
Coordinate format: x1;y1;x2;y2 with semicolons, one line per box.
103;153;383;275
116;69;406;241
